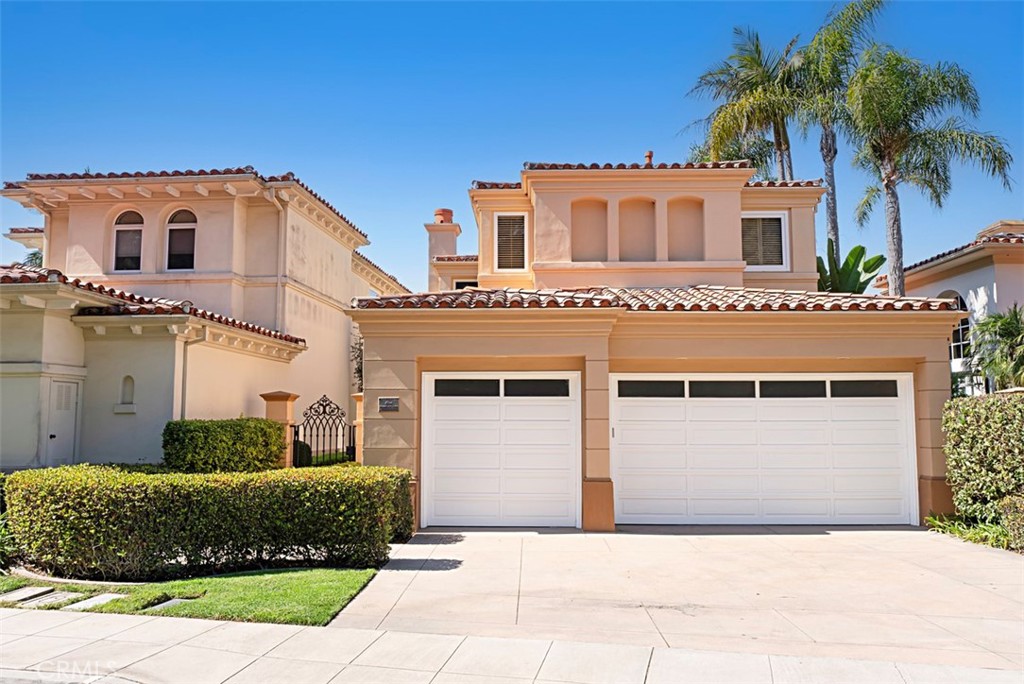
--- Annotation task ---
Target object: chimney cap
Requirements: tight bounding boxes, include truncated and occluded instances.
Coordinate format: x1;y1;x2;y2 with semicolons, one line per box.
434;208;454;224
644;150;654;165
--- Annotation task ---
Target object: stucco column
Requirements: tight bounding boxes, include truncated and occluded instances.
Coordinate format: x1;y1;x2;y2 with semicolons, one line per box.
261;391;299;468
914;354;955;519
583;352;615;532
352;392;364;464
655;198;669;262
607;199;620;262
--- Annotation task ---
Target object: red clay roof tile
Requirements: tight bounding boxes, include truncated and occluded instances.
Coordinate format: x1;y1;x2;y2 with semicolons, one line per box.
471;181;523;190
356;285;959;313
902;232;1024;273
0;263;306;344
432;255;479;263
353;250;410;292
6;227;44;234
524;160;752;170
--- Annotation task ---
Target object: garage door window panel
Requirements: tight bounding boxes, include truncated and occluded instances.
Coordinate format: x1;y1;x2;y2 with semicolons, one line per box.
830;380;898;397
504;379;570;397
689;381;756;398
760;380;827;398
618;380;686;398
435;379;500;396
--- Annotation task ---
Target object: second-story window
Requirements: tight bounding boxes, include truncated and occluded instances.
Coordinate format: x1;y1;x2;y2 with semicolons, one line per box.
113;210;144;271
741;212;787;270
167;209;197;270
495;213;526;270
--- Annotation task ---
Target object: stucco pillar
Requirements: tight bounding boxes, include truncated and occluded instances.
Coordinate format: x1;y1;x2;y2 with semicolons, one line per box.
606;200;620;261
352;392;364;464
261;391;299;468
655;198;669;262
583;353;615;532
914;357;955;519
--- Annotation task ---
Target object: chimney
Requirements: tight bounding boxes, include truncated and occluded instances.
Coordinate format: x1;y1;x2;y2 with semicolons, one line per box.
644;150;654;165
425;208;461;291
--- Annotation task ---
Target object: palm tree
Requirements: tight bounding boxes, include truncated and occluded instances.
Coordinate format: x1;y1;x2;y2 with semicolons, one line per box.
24;250;43;268
692;28;801;180
848;47;1013;296
970;304;1024;390
687;133;776;181
797;0;884;258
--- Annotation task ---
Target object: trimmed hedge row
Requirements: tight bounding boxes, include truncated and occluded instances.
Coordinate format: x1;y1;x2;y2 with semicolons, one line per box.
943;393;1024;521
1001;495;1024;551
4;464;413;581
162;418;285;473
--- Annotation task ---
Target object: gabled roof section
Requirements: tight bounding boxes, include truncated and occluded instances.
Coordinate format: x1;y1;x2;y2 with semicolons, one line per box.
355;285;960;312
0;263;306;344
903;232;1024;273
2;166;368;242
352;250;410;294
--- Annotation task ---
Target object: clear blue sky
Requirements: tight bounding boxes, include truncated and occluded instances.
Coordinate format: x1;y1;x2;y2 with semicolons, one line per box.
2;1;1021;291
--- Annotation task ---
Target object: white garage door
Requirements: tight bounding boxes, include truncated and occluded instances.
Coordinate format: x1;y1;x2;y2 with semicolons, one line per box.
422;372;581;527
611;374;918;525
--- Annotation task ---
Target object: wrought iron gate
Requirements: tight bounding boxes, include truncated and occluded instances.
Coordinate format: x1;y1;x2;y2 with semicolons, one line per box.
291;395;355;467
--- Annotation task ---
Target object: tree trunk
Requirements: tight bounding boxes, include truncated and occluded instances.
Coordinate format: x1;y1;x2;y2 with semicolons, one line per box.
779;122;794;180
771;122;785;180
820;124;839;257
883;179;905;297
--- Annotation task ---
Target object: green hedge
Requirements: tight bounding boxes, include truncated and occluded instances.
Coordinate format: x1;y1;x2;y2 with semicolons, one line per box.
1001;495;1024;551
162;418;285;473
943;394;1024;521
4;464;412;581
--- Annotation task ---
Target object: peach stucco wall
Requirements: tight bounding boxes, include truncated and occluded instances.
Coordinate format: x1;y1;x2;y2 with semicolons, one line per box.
352;308;960;530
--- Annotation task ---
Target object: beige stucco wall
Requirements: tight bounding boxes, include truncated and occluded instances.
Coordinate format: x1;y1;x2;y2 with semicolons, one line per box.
353;308;960;529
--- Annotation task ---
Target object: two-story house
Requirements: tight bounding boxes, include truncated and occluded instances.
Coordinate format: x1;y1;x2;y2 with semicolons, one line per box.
877;219;1024;394
350;156;962;531
1;167;407;469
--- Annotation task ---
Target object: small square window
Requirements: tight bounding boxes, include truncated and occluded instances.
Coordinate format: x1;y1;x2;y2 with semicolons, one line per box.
760;380;827;398
617;380;686;398
830;380;898;398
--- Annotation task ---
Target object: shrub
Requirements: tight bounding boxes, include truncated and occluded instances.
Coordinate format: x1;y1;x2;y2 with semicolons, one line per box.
943;394;1024;521
1001;495;1024;551
5;464;412;581
162;418;285;473
292;440;313;468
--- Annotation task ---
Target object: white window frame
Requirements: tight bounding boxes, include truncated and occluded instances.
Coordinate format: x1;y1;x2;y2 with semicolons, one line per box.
741;211;789;272
493;212;529;272
165;220;197;272
453;280;479;290
112;227;143;273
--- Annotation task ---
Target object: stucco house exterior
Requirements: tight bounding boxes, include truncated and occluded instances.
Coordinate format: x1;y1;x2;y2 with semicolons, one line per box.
876;219;1024;394
350;157;963;531
1;167;407;469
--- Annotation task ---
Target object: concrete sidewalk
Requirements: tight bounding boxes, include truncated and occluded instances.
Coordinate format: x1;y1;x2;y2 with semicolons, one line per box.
0;607;1020;684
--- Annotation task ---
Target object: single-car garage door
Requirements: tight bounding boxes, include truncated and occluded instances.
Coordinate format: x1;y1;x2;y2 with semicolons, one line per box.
611;374;918;525
422;372;581;527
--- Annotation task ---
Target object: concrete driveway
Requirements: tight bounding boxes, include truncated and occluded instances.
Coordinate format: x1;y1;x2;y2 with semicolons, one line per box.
333;526;1024;670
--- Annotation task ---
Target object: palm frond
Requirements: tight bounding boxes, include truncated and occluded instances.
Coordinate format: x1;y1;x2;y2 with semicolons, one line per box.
854;184;881;227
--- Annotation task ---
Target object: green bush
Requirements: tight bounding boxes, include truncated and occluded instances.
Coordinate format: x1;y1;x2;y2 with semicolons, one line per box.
1001;495;1024;551
292;440;313;468
162;418;285;473
4;464;412;581
943;394;1024;521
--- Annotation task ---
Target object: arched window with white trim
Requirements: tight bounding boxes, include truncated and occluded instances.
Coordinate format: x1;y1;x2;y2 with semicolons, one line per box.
113;210;144;271
167;209;197;270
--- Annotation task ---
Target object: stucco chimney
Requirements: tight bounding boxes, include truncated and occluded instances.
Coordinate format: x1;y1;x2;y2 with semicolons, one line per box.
644;150;654;165
426;209;461;290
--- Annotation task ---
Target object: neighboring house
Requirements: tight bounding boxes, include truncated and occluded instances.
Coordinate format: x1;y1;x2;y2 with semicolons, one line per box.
1;167;407;469
351;156;962;531
876;219;1024;394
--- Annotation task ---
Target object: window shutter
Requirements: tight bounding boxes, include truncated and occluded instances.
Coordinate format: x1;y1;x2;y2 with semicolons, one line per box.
741;217;784;266
497;215;526;269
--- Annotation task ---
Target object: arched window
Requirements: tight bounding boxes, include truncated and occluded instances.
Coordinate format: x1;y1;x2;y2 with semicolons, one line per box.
167;210;197;270
113;211;143;271
946;294;970;360
120;376;135;405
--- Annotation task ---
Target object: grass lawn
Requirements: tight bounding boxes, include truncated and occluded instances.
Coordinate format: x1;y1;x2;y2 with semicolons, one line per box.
0;568;375;625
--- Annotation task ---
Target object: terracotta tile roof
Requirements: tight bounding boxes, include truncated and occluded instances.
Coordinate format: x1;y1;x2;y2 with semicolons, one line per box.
353;250;410;292
471;181;523;190
432;255;479;263
523;160;751;170
0;263;305;344
903;232;1024;273
356;285;960;312
357;287;618;309
3;166;367;239
6;227;44;234
745;179;823;188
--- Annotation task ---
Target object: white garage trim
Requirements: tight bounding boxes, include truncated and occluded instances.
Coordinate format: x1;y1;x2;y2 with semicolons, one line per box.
421;371;582;528
610;373;919;525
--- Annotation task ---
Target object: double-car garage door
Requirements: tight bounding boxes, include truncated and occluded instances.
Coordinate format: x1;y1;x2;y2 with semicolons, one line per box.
421;373;917;527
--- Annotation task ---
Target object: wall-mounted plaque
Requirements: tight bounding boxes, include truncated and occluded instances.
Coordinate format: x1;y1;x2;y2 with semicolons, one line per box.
378;397;400;413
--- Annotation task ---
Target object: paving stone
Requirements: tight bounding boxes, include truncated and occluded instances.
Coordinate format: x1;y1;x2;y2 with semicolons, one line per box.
19;592;84;608
147;597;192;611
0;587;53;604
62;593;127;611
